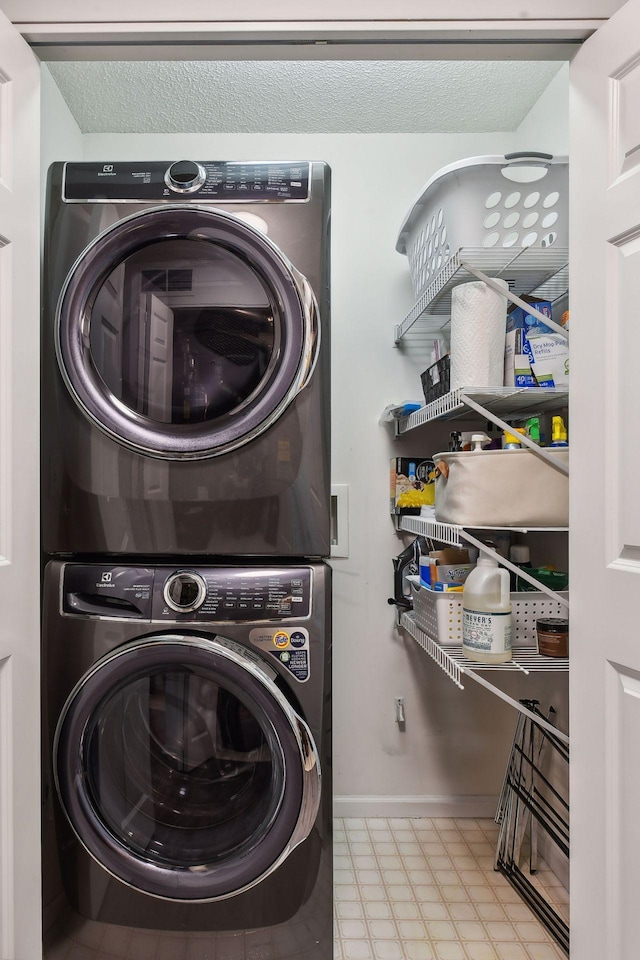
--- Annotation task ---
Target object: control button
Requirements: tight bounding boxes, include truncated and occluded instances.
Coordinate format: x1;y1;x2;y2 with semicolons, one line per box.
223;601;237;609
291;579;303;587
164;160;206;194
163;571;207;613
252;602;264;610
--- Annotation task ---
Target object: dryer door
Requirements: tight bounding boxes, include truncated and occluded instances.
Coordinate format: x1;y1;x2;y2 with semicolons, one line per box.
56;205;319;459
54;635;321;902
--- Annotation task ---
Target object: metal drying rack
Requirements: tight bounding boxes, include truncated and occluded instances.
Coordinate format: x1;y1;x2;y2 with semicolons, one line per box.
495;701;570;955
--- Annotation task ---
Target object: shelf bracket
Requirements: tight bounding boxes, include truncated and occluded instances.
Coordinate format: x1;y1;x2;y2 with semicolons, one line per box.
465;669;570;745
400;613;569;745
459;528;570;610
459;393;569;477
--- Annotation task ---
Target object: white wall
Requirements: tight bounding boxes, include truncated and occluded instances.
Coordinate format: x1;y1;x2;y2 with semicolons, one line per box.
42;68;570;817
515;62;570;155
40;64;83;222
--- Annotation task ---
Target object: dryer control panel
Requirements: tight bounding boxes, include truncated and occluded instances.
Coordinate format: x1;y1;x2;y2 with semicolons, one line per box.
63;161;311;202
62;564;312;622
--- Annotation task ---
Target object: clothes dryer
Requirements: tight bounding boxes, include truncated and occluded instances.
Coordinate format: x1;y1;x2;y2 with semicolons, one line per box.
41;559;332;959
42;161;330;557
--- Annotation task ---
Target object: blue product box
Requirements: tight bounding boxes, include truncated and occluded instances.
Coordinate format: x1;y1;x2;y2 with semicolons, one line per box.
504;299;553;388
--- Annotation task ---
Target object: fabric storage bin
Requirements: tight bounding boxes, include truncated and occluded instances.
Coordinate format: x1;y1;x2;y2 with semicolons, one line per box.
433;447;569;527
396;153;568;299
408;576;568;647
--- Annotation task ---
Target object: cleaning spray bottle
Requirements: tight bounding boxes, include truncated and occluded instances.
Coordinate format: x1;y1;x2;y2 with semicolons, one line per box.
551;416;568;447
526;417;541;444
503;428;526;449
462;556;512;664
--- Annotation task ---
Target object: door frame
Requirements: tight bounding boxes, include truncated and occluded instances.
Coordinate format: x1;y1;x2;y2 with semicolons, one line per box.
8;18;596;63
8;5;614;955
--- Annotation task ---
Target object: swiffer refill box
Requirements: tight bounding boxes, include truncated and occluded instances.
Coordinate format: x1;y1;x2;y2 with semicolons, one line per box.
528;334;569;387
504;299;562;387
390;457;435;513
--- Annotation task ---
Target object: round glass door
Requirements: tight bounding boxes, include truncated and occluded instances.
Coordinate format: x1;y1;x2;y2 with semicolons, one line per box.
54;636;320;901
56;206;319;459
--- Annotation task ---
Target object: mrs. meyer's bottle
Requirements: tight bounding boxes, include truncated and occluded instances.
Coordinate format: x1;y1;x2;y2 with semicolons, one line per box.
462;556;512;663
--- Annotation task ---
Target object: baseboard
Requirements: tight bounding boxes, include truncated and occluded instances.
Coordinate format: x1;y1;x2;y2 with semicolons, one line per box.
333;794;499;819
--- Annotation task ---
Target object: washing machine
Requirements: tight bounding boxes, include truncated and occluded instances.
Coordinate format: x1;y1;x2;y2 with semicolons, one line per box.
42;160;331;557
41;558;332;959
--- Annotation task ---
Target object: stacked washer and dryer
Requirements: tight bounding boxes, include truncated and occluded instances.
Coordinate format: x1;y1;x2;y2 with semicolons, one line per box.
41;160;332;959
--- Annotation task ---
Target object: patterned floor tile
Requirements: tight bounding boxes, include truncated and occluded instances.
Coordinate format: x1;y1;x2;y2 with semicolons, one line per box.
333;818;567;960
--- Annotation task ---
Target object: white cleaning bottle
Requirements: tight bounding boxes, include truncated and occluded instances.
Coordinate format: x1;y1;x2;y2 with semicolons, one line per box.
462;556;512;663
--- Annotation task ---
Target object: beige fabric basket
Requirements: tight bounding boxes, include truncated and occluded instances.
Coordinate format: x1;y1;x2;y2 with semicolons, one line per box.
434;447;569;527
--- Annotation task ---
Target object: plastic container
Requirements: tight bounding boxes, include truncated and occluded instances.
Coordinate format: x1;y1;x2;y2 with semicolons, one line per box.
408;576;568;647
462;557;512;663
536;617;569;658
509;544;532;590
396;153;569;299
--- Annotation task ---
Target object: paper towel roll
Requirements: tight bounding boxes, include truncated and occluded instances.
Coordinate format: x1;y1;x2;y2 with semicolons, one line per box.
450;279;508;390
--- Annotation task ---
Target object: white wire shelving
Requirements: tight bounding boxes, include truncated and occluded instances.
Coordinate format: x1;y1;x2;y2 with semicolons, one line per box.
397;514;569;547
396;516;569;608
394;386;569;436
400;612;569;743
390;245;571;735
394;246;568;343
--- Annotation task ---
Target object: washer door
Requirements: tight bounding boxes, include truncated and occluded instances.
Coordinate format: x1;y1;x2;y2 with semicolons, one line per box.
56;205;319;459
54;635;321;901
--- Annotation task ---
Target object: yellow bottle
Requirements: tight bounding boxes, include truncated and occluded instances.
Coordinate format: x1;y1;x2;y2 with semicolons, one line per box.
503;427;526;449
551;416;568;447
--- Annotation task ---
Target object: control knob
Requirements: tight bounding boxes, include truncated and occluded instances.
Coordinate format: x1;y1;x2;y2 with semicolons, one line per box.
163;571;207;613
164;160;206;194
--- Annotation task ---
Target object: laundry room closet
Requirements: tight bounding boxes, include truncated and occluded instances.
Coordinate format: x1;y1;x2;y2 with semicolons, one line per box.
37;53;571;960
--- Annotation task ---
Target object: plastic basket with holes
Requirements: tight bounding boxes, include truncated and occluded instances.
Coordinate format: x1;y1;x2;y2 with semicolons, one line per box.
407;576;568;648
396;153;568;300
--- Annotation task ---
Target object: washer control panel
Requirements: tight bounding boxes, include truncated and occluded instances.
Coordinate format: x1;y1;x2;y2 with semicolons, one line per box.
62;564;312;622
63;161;311;202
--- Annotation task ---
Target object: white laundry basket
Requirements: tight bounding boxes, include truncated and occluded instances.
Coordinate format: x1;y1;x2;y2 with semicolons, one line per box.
396;153;569;299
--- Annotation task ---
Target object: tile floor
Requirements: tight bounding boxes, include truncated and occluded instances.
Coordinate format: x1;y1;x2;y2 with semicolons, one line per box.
333;817;568;960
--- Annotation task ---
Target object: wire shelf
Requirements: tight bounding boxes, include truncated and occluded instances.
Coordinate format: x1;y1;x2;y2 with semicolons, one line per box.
394;386;569;435
397;515;568;547
394;246;569;342
401;612;569;688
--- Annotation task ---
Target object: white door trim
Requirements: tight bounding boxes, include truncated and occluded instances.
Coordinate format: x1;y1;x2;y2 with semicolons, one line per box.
0;7;40;959
15;19;599;62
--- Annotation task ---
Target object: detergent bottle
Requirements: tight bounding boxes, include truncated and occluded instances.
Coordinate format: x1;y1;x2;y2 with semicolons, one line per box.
462;556;512;664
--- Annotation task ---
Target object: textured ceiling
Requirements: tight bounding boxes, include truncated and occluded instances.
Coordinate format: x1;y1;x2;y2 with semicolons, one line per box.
46;60;563;134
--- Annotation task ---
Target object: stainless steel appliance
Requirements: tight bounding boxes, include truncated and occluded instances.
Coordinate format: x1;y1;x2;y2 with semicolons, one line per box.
42;559;332;959
42;160;331;557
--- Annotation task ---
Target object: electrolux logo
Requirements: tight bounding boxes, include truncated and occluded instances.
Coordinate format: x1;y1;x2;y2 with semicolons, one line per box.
101;572;112;582
98;163;116;177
